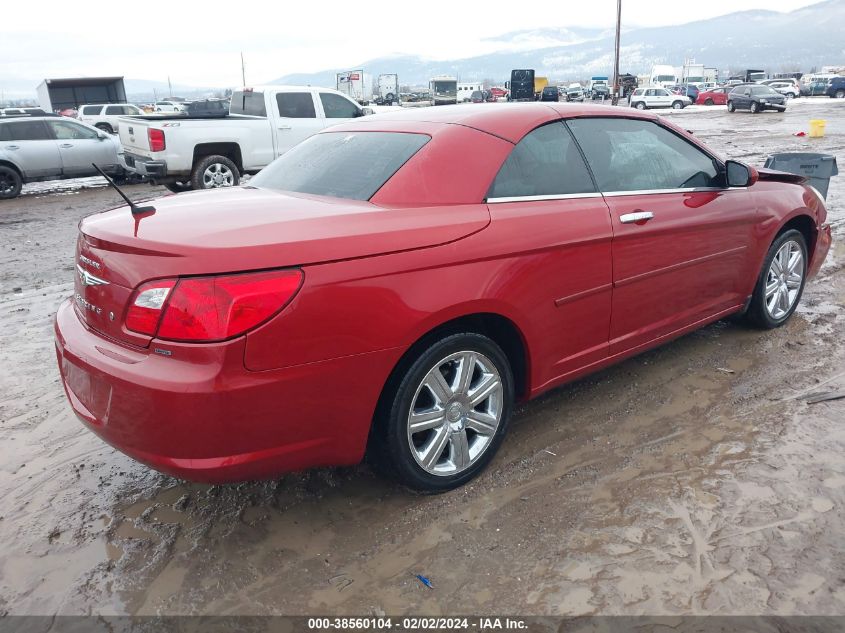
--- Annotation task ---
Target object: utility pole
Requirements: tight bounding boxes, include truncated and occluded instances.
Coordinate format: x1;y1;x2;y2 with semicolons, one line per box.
241;52;246;86
167;75;173;98
612;0;622;105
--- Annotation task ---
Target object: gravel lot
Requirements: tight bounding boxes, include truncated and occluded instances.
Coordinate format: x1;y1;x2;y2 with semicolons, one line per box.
0;100;843;617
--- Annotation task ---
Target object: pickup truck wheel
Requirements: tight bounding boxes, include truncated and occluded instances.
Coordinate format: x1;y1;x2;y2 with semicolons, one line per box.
95;123;114;134
191;155;239;190
0;165;23;199
164;181;192;193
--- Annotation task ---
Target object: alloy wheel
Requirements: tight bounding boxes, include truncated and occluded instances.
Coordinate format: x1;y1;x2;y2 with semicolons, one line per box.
765;240;804;320
407;351;504;476
202;163;235;188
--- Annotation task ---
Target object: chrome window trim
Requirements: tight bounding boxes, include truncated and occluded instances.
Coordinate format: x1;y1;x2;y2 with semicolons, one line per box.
601;187;728;197
487;187;746;203
487;192;603;204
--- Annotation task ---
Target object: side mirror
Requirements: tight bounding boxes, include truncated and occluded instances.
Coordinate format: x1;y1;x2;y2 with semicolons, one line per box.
725;160;758;187
361;107;375;116
97;131;109;140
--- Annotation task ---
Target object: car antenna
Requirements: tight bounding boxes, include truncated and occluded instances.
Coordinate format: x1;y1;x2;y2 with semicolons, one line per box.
91;163;156;215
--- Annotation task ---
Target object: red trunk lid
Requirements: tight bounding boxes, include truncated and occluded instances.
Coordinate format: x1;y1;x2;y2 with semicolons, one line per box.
76;187;490;347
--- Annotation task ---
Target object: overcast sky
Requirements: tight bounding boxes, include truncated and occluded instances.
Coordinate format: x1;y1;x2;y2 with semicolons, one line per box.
0;0;821;89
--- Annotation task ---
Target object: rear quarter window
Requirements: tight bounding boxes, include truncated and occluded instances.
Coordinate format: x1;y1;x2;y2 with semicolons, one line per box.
250;131;429;201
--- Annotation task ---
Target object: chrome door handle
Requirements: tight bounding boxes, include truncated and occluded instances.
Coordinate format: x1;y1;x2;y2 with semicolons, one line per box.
5;145;20;150
278;125;292;130
620;211;654;224
59;143;74;148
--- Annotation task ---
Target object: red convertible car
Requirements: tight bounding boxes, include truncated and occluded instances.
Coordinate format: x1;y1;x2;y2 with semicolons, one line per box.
55;104;831;491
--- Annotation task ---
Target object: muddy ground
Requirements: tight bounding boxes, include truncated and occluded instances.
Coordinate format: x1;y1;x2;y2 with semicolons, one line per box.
0;100;843;617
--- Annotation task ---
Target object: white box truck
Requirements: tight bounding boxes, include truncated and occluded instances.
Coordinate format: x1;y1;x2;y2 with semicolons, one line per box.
336;70;374;104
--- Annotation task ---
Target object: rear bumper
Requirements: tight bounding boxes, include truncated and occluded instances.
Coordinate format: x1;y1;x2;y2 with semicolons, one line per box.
54;299;398;482
120;152;168;179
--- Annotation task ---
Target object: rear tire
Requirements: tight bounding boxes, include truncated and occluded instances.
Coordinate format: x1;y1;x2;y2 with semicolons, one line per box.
835;90;845;99
371;332;514;492
0;165;22;200
95;123;114;134
190;155;240;190
744;229;808;329
634;101;647;110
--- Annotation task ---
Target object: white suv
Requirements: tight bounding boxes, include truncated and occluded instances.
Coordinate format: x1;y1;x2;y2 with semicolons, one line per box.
765;81;800;99
78;104;143;134
629;87;691;110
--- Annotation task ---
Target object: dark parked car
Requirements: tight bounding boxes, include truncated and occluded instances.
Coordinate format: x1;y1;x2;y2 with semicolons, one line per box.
591;84;610;100
540;86;560;102
181;99;230;117
827;77;845;99
727;85;786;113
470;90;485;104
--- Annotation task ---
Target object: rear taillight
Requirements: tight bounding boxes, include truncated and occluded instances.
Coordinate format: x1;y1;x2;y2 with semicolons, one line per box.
125;269;303;342
148;128;166;152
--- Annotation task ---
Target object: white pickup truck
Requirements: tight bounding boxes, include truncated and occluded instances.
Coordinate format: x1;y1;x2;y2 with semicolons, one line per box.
118;85;372;192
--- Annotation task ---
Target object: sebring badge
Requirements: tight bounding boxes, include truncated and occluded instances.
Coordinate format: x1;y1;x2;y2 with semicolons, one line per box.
76;264;109;287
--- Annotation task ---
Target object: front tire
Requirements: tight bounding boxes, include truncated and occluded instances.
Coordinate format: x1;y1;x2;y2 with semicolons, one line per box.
372;333;514;492
190;155;240;190
704;98;714;106
0;165;23;199
744;229;808;329
750;101;760;113
672;100;684;110
727;100;736;112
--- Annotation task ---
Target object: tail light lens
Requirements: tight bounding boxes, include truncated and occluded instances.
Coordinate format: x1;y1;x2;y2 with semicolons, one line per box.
148;128;166;152
125;269;303;342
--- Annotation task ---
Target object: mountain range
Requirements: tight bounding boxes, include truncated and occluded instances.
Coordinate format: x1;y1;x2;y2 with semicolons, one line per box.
273;0;845;87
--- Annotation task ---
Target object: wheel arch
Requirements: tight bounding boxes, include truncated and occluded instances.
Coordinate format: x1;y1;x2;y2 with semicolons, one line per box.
777;213;817;261
0;159;23;179
366;310;531;460
192;143;244;172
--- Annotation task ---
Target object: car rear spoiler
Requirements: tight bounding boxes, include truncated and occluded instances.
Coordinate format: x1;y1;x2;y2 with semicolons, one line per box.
756;167;806;185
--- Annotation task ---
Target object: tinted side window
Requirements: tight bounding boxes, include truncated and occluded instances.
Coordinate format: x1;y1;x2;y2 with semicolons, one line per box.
319;93;359;118
82;105;102;115
276;93;316;118
567;118;720;192
105;105;123;115
3;120;51;141
488;122;596;199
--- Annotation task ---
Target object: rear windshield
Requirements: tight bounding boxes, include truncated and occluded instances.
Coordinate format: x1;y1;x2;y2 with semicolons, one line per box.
230;91;267;116
250;131;430;201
